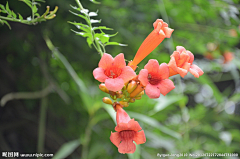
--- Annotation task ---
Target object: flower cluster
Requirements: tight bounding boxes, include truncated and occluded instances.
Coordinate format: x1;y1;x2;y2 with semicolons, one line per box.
93;19;204;154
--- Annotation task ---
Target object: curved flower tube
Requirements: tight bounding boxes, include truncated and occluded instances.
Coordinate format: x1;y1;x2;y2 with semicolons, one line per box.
93;53;136;92
129;19;174;70
138;60;175;99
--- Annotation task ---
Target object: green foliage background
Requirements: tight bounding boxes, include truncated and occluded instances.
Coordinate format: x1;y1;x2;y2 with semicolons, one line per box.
0;0;240;158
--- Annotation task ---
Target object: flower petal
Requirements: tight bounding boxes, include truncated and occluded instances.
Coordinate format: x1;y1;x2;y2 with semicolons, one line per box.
118;66;136;83
93;67;108;82
189;64;204;78
99;53;114;69
158;63;169;79
176;67;188;78
176;46;186;53
110;132;121;147
138;69;149;86
113;53;126;69
127;119;142;132
115;122;129;132
118;139;136;154
145;83;160;99
158;79;175;96
163;27;174;38
105;78;124;92
144;59;160;74
187;51;194;64
133;130;146;145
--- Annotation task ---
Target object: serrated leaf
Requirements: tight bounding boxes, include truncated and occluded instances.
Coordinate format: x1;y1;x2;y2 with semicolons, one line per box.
92;26;113;31
18;13;23;20
12;10;16;18
89;0;100;4
33;5;38;14
105;42;127;46
69;10;88;22
89;12;97;17
90;19;101;23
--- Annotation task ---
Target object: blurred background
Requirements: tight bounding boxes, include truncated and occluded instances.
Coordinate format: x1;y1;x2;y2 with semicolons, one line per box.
0;0;240;158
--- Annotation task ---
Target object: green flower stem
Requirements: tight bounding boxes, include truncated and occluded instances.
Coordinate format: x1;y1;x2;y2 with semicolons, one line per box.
37;81;48;158
75;0;104;57
32;0;35;21
0;15;41;25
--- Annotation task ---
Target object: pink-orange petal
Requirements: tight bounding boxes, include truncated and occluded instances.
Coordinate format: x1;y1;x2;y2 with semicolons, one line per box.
127;119;142;132
99;53;114;69
144;59;160;74
133;130;146;145
118;139;136;154
145;84;160;99
168;56;178;72
177;67;188;78
187;51;194;64
113;53;126;69
118;66;136;83
158;79;175;96
163;27;174;38
138;69;149;86
176;46;186;53
116;108;131;125
189;64;204;78
110;132;121;147
115;122;129;132
105;78;124;92
93;67;108;82
182;62;191;71
158;63;169;79
177;52;190;67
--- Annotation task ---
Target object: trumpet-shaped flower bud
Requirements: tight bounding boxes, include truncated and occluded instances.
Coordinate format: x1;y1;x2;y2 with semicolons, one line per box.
129;19;174;69
138;60;175;99
110;106;146;154
102;97;113;105
168;46;204;78
93;53;136;92
127;80;138;94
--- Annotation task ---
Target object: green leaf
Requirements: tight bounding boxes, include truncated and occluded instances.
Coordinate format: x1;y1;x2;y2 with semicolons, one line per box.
33;5;38;14
105;42;127;46
128;111;182;139
102;104;116;125
19;0;32;8
87;37;93;48
69;5;80;11
69;10;88;22
12;10;17;19
0;19;11;29
92;26;113;31
18;13;23;21
6;2;10;13
94;33;109;44
71;29;91;38
68;22;91;33
89;0;101;4
148;95;188;116
0;4;5;10
34;13;40;17
52;139;81;159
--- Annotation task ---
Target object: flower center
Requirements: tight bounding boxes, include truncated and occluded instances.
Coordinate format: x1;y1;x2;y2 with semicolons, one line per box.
119;130;135;140
148;73;161;85
104;66;122;78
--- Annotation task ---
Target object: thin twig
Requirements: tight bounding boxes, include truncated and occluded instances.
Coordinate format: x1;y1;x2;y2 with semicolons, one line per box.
0;84;53;107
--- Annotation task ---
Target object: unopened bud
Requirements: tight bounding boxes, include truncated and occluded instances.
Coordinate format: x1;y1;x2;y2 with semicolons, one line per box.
110;95;117;100
102;97;112;105
129;98;135;103
130;83;145;98
119;101;129;107
135;96;142;100
99;83;109;93
127;80;138;94
116;91;124;98
135;91;144;97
